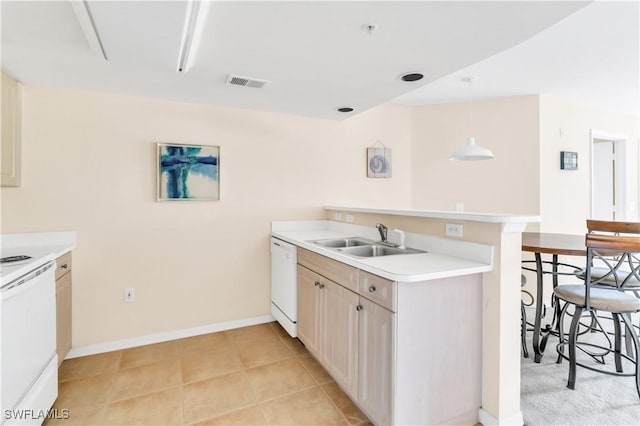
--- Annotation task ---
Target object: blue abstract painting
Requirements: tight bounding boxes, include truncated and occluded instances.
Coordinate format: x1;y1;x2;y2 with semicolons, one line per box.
158;143;219;200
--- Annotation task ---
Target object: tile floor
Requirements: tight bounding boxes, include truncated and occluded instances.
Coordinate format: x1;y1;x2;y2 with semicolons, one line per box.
45;322;371;425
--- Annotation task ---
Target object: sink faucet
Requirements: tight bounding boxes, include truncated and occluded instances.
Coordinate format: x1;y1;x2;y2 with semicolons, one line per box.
375;223;388;243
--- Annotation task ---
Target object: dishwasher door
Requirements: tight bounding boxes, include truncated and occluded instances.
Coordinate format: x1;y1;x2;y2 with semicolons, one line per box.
270;237;297;337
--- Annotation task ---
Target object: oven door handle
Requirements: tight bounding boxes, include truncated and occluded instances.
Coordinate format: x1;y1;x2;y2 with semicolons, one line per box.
1;261;55;295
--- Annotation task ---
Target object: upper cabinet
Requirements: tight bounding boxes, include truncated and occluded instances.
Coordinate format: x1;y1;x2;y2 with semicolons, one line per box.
1;71;22;187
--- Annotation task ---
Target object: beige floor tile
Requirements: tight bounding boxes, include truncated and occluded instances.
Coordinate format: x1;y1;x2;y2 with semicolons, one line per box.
269;321;291;340
110;359;181;402
191;405;266;425
181;348;243;384
226;323;277;344
260;387;347;425
321;382;369;425
104;387;183;425
280;335;309;357
235;337;293;369
56;373;114;408
43;404;105;425
298;353;334;384
182;371;256;424
119;340;179;370
246;358;316;402
58;351;121;382
178;332;233;355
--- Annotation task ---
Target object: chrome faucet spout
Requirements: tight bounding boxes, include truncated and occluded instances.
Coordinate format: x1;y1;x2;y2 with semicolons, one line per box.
375;223;388;243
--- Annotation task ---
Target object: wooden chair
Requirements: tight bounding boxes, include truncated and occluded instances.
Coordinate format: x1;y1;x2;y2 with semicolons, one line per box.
553;220;640;398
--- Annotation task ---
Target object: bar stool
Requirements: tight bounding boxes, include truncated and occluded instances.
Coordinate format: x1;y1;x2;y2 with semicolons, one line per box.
553;220;640;398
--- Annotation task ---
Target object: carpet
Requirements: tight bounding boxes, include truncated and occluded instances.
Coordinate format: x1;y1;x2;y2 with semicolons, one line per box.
520;312;640;425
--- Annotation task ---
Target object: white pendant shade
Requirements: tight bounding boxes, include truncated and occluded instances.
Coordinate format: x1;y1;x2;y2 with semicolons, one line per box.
448;137;495;161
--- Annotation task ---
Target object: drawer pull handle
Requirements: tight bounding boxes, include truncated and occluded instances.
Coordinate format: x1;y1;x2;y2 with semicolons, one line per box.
368;285;376;292
314;281;320;287
356;304;363;311
61;264;68;269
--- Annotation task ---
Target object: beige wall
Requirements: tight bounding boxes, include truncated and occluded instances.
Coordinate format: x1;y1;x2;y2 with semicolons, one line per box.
539;95;640;234
2;84;638;350
0;86;412;347
411;96;541;217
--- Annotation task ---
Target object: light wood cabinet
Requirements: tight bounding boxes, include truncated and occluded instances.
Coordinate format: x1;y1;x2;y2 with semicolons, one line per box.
55;253;72;365
296;247;482;426
321;279;359;399
358;297;393;426
1;71;22;187
297;265;322;358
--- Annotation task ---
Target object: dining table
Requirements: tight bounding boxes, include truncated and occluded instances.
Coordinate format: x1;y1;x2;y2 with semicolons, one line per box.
521;232;587;362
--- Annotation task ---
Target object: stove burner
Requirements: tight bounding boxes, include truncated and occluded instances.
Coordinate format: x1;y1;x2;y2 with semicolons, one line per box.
0;255;33;264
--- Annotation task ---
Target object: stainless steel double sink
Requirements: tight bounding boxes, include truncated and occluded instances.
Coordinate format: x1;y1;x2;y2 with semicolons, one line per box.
308;237;426;258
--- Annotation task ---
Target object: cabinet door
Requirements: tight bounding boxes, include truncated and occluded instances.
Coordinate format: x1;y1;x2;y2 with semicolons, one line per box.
321;279;359;399
56;272;72;365
358;297;394;426
1;72;21;187
297;265;322;357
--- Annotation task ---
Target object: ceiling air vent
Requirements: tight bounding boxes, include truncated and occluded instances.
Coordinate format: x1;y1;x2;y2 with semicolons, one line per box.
226;74;270;89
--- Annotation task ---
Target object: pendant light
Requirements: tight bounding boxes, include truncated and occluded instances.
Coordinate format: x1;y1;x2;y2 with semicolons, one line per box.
448;76;495;161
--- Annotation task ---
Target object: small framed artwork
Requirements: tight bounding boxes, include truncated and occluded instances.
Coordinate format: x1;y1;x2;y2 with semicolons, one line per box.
560;151;578;170
367;145;392;178
157;143;220;201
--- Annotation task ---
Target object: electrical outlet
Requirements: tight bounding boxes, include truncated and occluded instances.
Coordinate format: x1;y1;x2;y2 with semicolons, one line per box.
124;287;135;302
346;214;355;223
445;223;463;237
335;212;343;221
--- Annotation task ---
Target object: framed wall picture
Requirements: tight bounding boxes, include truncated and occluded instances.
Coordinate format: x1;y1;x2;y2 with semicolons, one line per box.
560;151;578;170
367;144;392;178
157;143;220;201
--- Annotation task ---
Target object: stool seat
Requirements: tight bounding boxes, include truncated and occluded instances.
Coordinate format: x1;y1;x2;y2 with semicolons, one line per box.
554;284;640;313
574;266;640;287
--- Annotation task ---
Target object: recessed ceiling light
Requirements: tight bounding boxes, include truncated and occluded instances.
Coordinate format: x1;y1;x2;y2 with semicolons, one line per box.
337;107;354;113
400;72;424;82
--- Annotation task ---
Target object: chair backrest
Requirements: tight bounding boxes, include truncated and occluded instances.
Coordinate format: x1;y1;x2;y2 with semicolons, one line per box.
583;221;640;309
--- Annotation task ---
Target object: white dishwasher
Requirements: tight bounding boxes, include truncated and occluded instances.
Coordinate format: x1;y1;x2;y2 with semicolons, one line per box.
270;237;297;337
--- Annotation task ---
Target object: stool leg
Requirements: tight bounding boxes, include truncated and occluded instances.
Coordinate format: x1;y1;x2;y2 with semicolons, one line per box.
556;301;570;364
612;313;623;373
522;301;529;358
621;313;640;400
568;306;583;390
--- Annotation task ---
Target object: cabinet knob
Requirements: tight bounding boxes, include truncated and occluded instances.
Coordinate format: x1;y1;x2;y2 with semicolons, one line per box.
61;264;68;269
356;304;363;311
318;283;325;289
368;285;376;292
314;281;320;287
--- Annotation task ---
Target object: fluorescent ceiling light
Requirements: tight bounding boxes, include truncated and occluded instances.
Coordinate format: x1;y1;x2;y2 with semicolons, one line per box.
177;0;209;73
70;0;107;61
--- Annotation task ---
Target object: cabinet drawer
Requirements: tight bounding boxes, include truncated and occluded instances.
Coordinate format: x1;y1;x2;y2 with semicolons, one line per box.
55;252;72;279
359;271;396;311
298;248;358;292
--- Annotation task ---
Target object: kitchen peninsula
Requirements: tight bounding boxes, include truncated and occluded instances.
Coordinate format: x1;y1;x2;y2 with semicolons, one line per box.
274;206;539;426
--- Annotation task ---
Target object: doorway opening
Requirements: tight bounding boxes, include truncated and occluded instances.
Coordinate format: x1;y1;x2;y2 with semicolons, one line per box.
590;129;628;220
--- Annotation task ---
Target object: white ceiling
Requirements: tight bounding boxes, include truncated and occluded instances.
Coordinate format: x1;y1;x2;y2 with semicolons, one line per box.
3;1;630;120
393;1;640;117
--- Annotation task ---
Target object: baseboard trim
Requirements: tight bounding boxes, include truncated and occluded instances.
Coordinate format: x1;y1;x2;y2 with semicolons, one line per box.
66;314;275;359
479;408;524;426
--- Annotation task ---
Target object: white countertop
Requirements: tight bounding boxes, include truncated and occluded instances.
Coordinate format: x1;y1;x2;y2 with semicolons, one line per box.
272;221;493;282
1;231;76;286
324;205;540;224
